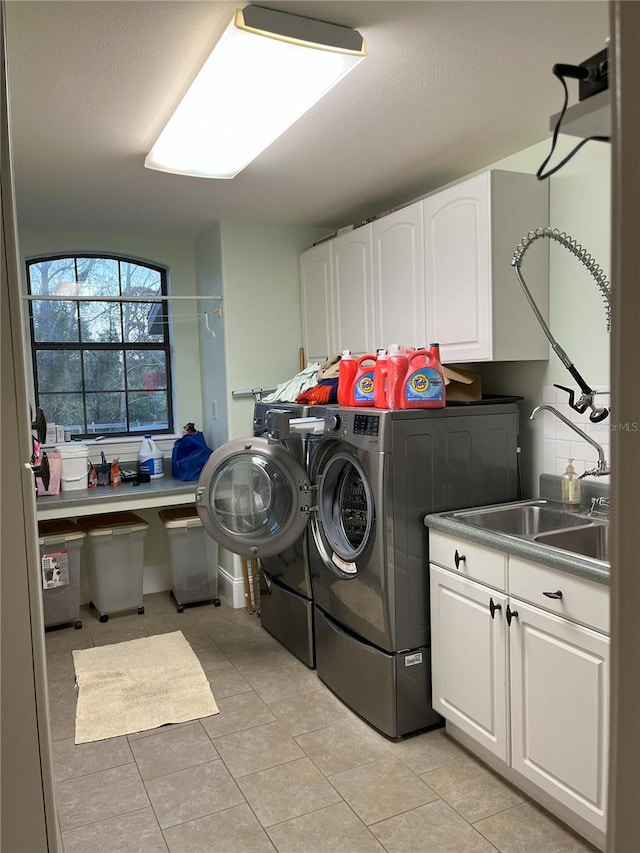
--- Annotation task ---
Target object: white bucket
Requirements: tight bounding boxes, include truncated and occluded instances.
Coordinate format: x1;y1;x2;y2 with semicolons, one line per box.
55;444;89;491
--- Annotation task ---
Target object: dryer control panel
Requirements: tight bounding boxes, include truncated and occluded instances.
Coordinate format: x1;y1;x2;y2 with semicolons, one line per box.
353;414;380;437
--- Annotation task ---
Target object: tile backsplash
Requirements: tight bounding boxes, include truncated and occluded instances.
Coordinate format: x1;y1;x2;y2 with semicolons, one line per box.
540;384;612;477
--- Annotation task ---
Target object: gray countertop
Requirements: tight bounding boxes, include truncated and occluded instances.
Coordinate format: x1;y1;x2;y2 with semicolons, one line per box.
36;475;197;520
424;505;610;587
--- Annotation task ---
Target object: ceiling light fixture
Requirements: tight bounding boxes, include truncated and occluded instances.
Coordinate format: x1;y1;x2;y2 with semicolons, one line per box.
144;5;366;180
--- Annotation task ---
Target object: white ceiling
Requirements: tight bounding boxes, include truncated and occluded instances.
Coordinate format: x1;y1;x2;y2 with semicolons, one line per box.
5;0;608;236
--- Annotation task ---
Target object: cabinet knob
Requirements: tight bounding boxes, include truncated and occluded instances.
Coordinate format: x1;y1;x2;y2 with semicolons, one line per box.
489;598;502;619
454;549;466;569
506;604;519;626
542;590;563;599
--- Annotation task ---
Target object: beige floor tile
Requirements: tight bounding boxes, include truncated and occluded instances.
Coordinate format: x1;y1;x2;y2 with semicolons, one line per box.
145;758;245;829
474;802;595;852
390;727;467;775
268;687;353;736
51;734;133;782
129;721;218;780
56;763;149;832
295;721;391;776
86;616;150;646
422;755;525;823
45;625;95;653
47;677;78;742
61;806;168;853
370;799;498;853
191;643;232;673
46;645;78;685
200;690;275;738
136;591;178;616
266;801;385;853
243;659;320;704
225;645;303;677
205;664;252;700
143;619;215;650
329;756;439;825
237;756;343;827
212;720;305;778
163;803;276;853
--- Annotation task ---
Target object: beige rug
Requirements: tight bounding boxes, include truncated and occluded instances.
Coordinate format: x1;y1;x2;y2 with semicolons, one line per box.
72;631;219;744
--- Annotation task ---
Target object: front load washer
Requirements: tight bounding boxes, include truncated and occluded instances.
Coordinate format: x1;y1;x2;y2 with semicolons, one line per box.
306;403;520;739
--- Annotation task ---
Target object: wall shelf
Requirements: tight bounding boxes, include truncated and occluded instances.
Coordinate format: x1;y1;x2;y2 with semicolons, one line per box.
550;89;611;139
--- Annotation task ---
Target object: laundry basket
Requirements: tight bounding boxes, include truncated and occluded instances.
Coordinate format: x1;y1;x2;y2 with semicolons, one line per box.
159;506;220;612
38;519;85;630
77;512;149;622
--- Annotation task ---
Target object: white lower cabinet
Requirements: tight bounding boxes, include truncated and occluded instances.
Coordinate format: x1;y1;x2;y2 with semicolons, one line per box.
429;531;609;845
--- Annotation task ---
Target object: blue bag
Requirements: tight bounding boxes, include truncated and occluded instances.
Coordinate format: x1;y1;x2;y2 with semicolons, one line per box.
171;431;213;481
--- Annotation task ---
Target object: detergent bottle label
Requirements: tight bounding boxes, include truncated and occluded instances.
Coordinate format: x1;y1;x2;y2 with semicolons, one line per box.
353;371;375;403
404;368;445;403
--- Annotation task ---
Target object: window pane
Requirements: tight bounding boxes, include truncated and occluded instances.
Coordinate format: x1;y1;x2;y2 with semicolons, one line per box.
85;392;127;434
126;351;167;390
36;350;82;392
80;301;122;343
28;258;77;296
121;262;161;297
129;391;169;432
84;350;125;391
38;392;85;433
77;258;120;297
124;302;163;343
32;300;79;343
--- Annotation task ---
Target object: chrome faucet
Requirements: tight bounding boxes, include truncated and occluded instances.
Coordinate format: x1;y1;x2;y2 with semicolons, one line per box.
589;496;611;516
530;405;610;478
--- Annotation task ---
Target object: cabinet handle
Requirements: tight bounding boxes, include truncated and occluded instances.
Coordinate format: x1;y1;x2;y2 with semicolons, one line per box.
454;549;466;569
506;604;519;626
489;598;502;619
542;590;563;599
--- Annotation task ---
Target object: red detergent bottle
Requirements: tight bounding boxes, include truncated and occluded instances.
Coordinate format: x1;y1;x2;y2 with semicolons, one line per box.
373;349;389;408
337;350;357;406
350;354;377;406
386;344;410;410
400;343;446;408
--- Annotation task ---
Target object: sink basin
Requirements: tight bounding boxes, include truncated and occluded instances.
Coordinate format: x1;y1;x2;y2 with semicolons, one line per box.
452;501;593;537
534;523;609;563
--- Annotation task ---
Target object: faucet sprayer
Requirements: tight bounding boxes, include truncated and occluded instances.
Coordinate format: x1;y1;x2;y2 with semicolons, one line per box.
530;405;609;479
512;227;611;423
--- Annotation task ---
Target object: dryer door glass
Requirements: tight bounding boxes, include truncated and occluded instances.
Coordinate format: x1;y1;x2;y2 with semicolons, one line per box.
196;437;310;558
316;451;374;563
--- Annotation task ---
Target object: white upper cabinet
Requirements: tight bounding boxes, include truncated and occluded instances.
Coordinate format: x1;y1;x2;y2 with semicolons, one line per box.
299;242;334;363
372;202;426;349
331;227;375;356
423;170;550;363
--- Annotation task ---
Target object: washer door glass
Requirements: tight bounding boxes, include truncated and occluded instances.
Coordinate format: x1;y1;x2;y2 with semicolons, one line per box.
196;437;310;558
316;451;373;563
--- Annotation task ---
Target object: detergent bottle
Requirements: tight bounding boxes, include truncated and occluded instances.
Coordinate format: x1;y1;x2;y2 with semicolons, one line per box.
337;350;357;406
373;349;389;409
400;343;446;409
386;344;410;410
350;354;377;406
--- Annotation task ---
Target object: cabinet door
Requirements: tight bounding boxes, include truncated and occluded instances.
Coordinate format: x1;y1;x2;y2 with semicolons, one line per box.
300;242;334;362
509;599;609;832
423;173;492;362
331;227;375;355
372;203;426;349
430;565;509;761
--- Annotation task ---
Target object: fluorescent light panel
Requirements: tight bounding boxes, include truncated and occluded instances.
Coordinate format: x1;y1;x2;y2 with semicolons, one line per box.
145;5;366;179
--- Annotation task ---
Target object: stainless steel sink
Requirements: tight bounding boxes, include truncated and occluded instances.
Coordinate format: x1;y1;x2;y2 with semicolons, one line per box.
451;501;594;537
534;523;609;563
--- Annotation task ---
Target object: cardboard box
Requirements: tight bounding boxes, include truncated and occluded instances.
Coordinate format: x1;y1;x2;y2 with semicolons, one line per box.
443;366;482;403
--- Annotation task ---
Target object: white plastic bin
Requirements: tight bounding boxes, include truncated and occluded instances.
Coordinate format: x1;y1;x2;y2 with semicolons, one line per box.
55;443;89;491
38;519;85;629
159;506;220;612
78;512;149;622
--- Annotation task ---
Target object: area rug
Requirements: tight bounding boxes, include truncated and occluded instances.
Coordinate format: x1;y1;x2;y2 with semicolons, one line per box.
72;631;219;744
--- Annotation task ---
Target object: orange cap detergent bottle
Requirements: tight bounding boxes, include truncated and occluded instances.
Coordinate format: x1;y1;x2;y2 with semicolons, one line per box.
350;354;377;406
386;344;410;410
337;350;357;406
373;349;389;409
401;343;446;408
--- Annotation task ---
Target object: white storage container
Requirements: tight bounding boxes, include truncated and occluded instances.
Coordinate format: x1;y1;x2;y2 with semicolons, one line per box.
159;506;220;612
78;512;149;622
55;443;89;491
38;519;85;629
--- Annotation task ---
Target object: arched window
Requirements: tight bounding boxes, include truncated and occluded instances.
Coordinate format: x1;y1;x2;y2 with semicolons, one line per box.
26;254;174;438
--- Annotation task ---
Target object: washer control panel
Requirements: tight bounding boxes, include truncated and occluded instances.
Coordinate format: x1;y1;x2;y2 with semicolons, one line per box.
353;414;380;437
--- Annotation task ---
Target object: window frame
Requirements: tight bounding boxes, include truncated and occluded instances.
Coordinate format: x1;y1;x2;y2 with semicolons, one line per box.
26;252;175;439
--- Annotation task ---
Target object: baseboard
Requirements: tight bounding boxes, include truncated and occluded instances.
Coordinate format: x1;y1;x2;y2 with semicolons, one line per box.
217;566;246;609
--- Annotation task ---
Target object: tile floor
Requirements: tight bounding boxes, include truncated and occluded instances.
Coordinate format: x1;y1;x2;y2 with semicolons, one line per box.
46;593;599;853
